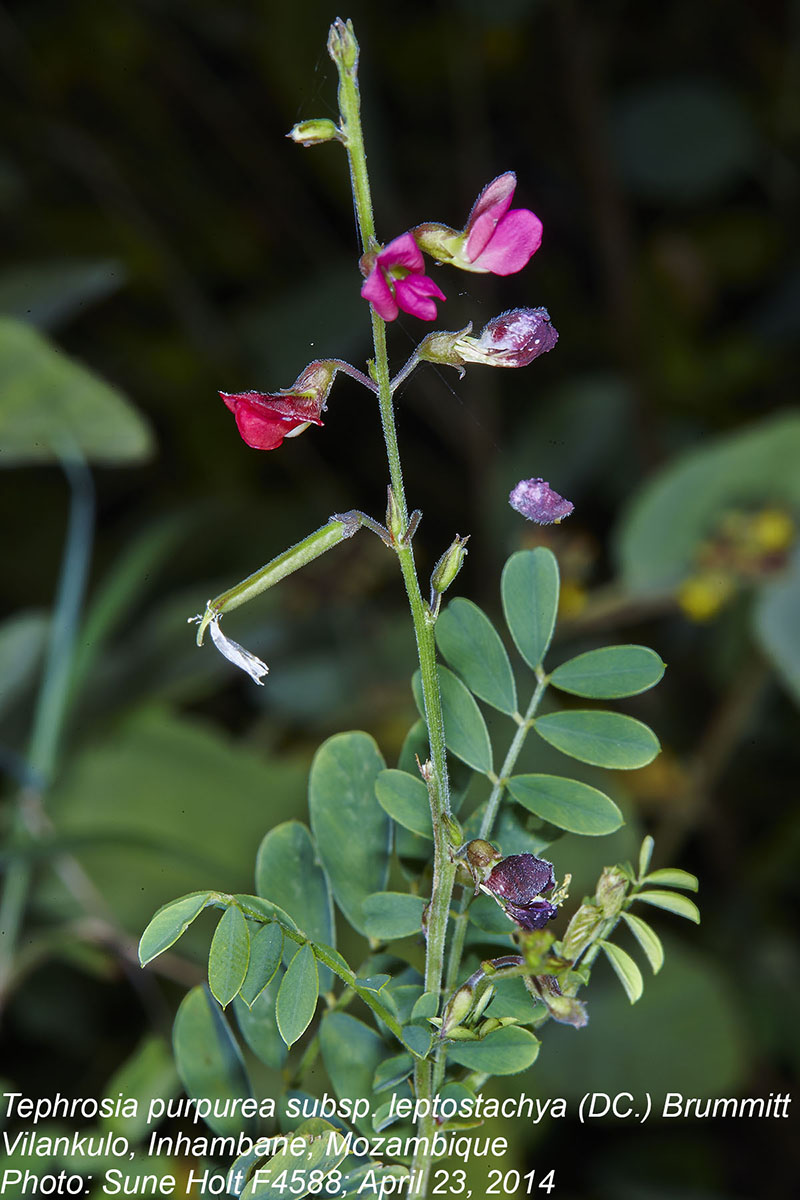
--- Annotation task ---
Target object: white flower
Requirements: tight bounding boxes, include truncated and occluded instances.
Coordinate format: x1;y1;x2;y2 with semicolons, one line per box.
189;612;269;685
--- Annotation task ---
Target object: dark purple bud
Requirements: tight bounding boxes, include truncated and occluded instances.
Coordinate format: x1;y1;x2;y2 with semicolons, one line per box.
509;478;574;525
486;853;556;904
474;307;558;367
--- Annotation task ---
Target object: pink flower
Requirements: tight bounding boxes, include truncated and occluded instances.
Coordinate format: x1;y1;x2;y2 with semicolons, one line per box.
463;172;543;275
361;232;446;322
414;172;543;277
220;361;337;451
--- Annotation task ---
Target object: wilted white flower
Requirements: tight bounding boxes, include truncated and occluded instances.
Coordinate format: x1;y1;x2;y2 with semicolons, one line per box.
189;612;269;685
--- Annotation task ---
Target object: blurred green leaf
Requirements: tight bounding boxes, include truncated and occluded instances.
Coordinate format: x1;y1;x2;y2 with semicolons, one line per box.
0;259;125;329
255;821;334;988
46;709;309;936
173;986;254;1137
138;892;213;966
507;774;623;835
533;710;660;769
634;890;701;924
308;732;389;937
0;316;153;466
550;645;665;699
622;912;665;975
362;892;426;940
375;769;433;840
501;548;559;670
319;1012;386;1134
208;905;250;1009
412;666;492;774
616;411;800;593
102;1036;179;1141
601;941;644;1004
755;545;800;705
436;598;517;715
276;944;319;1047
240;923;283;1009
0;610;47;721
447;1025;540;1074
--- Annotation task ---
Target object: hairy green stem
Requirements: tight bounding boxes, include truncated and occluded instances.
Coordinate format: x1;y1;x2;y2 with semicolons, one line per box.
333;27;455;1194
434;673;549;1090
0;448;95;1002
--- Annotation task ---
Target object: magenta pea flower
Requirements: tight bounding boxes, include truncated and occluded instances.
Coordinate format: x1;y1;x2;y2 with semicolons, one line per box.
360;232;446;322
220;361;337;451
415;172;543;277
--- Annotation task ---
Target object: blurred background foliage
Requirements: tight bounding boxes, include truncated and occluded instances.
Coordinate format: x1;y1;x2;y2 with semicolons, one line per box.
1;0;798;1196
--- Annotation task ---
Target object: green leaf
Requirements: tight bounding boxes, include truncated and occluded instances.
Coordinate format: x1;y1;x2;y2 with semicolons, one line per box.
276;944;319;1047
208;905;251;1009
447;1026;540;1074
173;986;254;1137
601;941;644;1003
241;1119;349;1199
550;645;665;699
412;666;492;774
138;892;213;966
234;976;287;1071
436;598;517;715
309;732;389;937
255;821;334;987
635;890;701;924
373;1053;414;1093
362;893;426;941
638;835;655;879
401;1025;431;1058
410;992;439;1022
617;412;800;594
533;710;660;769
0;316;153;467
240;923;283;1008
375;769;432;839
319;1013;386;1133
501;548;559;670
642;868;699;891
507;774;623;835
621;913;665;975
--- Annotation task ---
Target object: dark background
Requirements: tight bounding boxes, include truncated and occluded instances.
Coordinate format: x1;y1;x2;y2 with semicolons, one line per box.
1;1;798;1197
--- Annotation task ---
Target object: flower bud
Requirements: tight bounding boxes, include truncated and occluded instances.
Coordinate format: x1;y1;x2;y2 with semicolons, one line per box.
531;975;588;1028
327;18;359;71
560;902;603;962
509;478;574;525
385;486;404;544
459;308;558;368
440;983;475;1036
594;865;628;918
430;535;469;598
462;839;503;889
287;118;343;147
482;853;559;932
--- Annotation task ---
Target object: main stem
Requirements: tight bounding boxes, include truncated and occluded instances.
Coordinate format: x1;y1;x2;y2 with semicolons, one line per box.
335;34;456;1194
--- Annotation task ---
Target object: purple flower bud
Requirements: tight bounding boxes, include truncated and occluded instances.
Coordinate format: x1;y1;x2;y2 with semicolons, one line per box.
474;307;558;367
486;853;556;902
482;853;560;932
509;478;574;525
